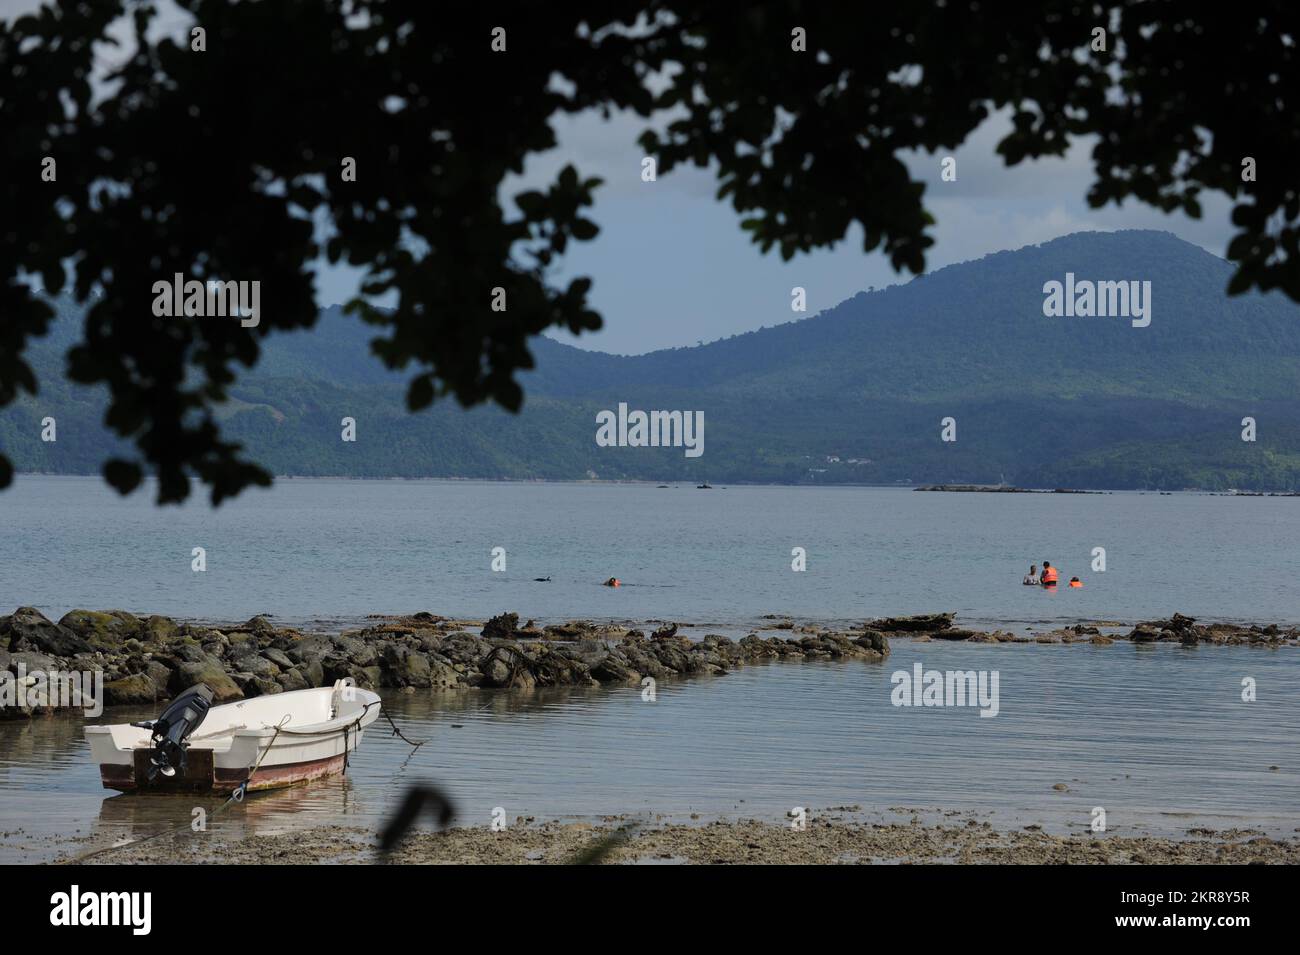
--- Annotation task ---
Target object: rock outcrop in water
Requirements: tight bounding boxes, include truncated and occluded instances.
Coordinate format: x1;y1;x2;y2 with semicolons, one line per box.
3;605;1295;718
0;607;891;716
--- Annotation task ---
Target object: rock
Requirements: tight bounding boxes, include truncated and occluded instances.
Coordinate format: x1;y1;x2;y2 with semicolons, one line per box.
1128;626;1161;643
652;642;691;673
331;636;376;668
276;668;310;692
240;675;283;697
102;672;159;706
302;659;326;687
171;642;209;664
58;609;142;649
141;615;178;643
852;631;891;658
542;621;591;640
232;653;280;679
590;652;640;684
866;612;955;632
379;644;432;688
414;632;445;654
932;628;978;641
651;623;679;641
479;650;515;688
1090;635;1115;645
243;615;276;634
6;650;60;674
621;645;670;678
427;657;464;689
1;607;90;657
261;647;294;669
481;612;520;641
170;658;243;702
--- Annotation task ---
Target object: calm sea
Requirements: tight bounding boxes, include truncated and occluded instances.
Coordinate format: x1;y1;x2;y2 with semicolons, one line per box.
2;640;1297;863
1;477;1297;861
2;476;1298;629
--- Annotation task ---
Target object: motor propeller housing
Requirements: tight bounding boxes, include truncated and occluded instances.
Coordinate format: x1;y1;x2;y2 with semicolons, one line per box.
131;684;214;781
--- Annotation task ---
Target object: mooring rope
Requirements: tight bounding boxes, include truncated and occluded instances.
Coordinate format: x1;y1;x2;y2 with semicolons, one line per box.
380;705;427;748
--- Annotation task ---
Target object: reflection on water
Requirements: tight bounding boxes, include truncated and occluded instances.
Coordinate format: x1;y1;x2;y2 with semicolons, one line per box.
1;641;1297;863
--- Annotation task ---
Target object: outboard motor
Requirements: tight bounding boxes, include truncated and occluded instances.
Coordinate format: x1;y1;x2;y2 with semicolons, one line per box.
131;684;214;780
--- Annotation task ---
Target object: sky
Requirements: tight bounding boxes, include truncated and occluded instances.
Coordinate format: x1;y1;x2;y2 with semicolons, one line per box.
499;107;1237;356
4;0;1241;356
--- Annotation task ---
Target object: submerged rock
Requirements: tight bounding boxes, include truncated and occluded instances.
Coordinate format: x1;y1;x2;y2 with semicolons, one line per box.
866;612;955;633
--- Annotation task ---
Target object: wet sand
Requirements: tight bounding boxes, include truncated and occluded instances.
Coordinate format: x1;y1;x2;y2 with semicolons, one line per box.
52;816;1300;865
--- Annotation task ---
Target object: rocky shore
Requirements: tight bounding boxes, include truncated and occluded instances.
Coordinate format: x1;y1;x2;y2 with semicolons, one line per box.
2;606;1295;718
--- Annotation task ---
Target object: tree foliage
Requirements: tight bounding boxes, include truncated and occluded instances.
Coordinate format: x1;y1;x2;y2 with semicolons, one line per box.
2;1;1297;502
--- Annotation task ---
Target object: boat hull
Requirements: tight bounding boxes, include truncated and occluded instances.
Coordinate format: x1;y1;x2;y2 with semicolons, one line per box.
97;749;350;794
86;683;381;795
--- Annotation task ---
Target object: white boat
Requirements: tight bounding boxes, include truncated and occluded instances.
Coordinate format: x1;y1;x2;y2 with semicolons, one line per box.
86;681;382;794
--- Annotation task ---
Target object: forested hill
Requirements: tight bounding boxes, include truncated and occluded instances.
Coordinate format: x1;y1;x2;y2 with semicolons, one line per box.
6;229;1300;490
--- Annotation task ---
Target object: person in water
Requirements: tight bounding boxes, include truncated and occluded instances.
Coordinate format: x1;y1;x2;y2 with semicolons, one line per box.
1040;561;1059;586
1069;577;1083;588
1023;564;1039;585
603;577;621;587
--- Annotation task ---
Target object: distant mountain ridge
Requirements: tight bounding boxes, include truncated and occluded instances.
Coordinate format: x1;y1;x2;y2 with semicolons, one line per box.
5;230;1300;490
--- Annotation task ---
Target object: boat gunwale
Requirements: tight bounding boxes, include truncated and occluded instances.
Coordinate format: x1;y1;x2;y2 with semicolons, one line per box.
84;688;382;747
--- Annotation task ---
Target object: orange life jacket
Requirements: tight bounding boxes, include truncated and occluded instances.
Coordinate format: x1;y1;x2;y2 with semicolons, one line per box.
1042;566;1058;584
1069;579;1082;588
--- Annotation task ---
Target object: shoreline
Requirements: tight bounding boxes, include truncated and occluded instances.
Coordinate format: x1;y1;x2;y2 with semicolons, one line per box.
3;608;1297;717
14;473;1300;495
53;815;1300;866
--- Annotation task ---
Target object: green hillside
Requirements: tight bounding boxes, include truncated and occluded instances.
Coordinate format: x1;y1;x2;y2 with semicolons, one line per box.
4;230;1300;490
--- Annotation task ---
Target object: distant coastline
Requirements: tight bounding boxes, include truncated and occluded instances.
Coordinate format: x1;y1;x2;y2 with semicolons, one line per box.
13;471;1300;495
